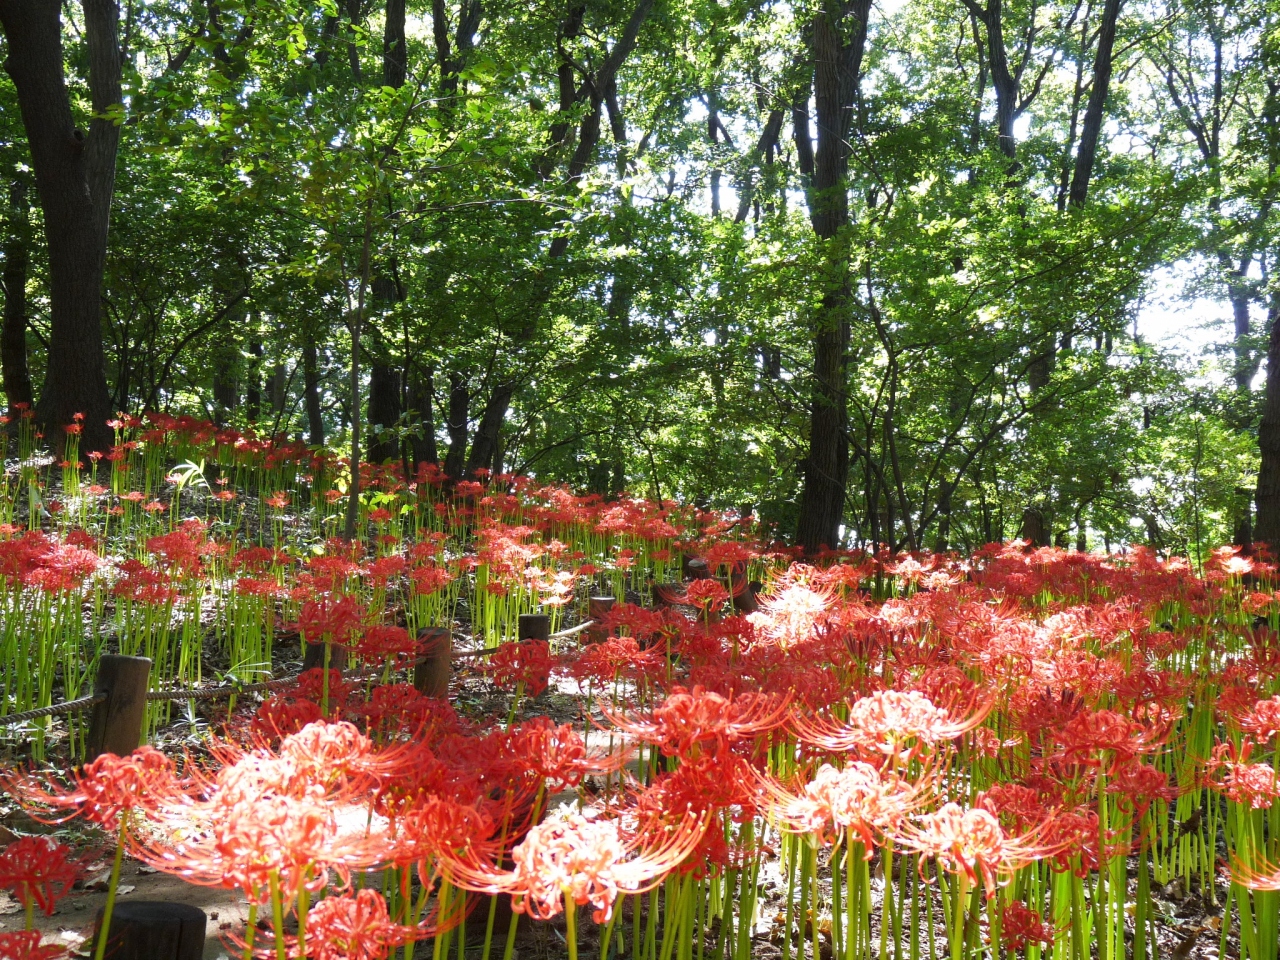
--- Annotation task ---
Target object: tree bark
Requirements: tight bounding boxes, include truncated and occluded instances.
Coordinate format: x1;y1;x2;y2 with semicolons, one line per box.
407;365;437;466
443;373;469;479
0;0;119;453
367;362;401;462
794;0;871;554
466;381;514;475
1068;0;1124;207
1;179;34;419
1254;282;1280;548
302;339;325;446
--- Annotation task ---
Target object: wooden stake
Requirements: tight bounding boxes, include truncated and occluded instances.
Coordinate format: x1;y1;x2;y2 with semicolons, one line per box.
414;627;452;698
85;655;151;761
586;596;615;644
518;613;550;642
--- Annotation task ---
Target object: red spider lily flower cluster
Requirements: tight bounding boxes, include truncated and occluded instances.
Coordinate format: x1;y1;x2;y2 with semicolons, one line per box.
0;932;65;960
0;837;83;917
14;421;1280;958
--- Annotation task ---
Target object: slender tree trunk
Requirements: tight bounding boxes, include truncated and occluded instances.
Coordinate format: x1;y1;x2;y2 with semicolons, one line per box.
302;339;325;446
1254;282;1280;547
0;0;119;452
794;0;871;554
246;340;263;423
2;179;34;419
1068;0;1124;206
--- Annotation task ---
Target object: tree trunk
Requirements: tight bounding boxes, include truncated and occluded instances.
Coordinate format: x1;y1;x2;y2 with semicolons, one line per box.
1254;283;1280;548
794;0;871;554
2;179;34;419
0;0;119;453
407;365;437;467
443;373;469;479
246;340;263;423
1067;0;1124;207
367;362;401;462
466;381;514;475
302;339;325;446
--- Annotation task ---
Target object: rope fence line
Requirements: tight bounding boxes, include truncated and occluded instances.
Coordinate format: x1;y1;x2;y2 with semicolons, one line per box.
0;619;600;726
0;694;106;727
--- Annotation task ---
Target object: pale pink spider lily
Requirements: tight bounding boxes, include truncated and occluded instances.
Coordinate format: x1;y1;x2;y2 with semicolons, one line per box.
757;760;934;848
791;688;992;762
441;806;709;923
896;802;1067;898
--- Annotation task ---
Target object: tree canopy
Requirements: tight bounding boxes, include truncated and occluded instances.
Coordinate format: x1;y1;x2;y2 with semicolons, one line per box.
2;0;1278;558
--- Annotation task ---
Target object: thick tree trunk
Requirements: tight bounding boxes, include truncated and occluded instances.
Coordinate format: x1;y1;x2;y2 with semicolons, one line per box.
407;365;437;467
466;381;514;475
367;362;401;462
0;0;119;453
302;340;325;446
2;179;34;418
1254;286;1280;548
794;0;870;554
443;373;469;480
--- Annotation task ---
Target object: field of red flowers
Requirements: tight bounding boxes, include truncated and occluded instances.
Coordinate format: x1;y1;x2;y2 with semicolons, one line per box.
1;412;1278;960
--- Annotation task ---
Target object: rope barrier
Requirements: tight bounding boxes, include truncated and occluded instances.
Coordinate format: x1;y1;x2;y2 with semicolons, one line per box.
0;694;106;727
1;618;600;724
550;619;596;639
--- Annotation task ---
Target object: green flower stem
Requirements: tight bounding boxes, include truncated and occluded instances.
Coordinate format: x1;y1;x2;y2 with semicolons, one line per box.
93;814;129;960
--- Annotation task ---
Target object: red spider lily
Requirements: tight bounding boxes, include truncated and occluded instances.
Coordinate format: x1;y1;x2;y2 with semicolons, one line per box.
760;761;930;847
602;603;666;643
636;752;764;822
792;688;991;763
1239;694;1280;742
7;746;182;828
289;889;415;960
0;931;64;960
505;717;630;791
601;685;791;759
0;837;83;917
253;697;325;739
1205;740;1280;808
203;721;415;804
295;595;365;646
745;580;836;646
482;639;554;697
409;564;453;596
569;635;664;687
1106;758;1180;816
136;787;387;905
1052;707;1168;772
998;901;1058;951
443;806;708;924
684;578;730;611
353;625;418;663
898;802;1067;897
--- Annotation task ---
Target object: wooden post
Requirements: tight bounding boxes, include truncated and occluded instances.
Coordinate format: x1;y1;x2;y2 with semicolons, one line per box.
414;628;452;698
85;655;151;761
586;596;615;644
302;640;348;673
93;901;205;960
517;613;550;643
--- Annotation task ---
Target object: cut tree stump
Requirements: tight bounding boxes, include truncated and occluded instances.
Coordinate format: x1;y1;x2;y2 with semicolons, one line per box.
92;901;206;960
